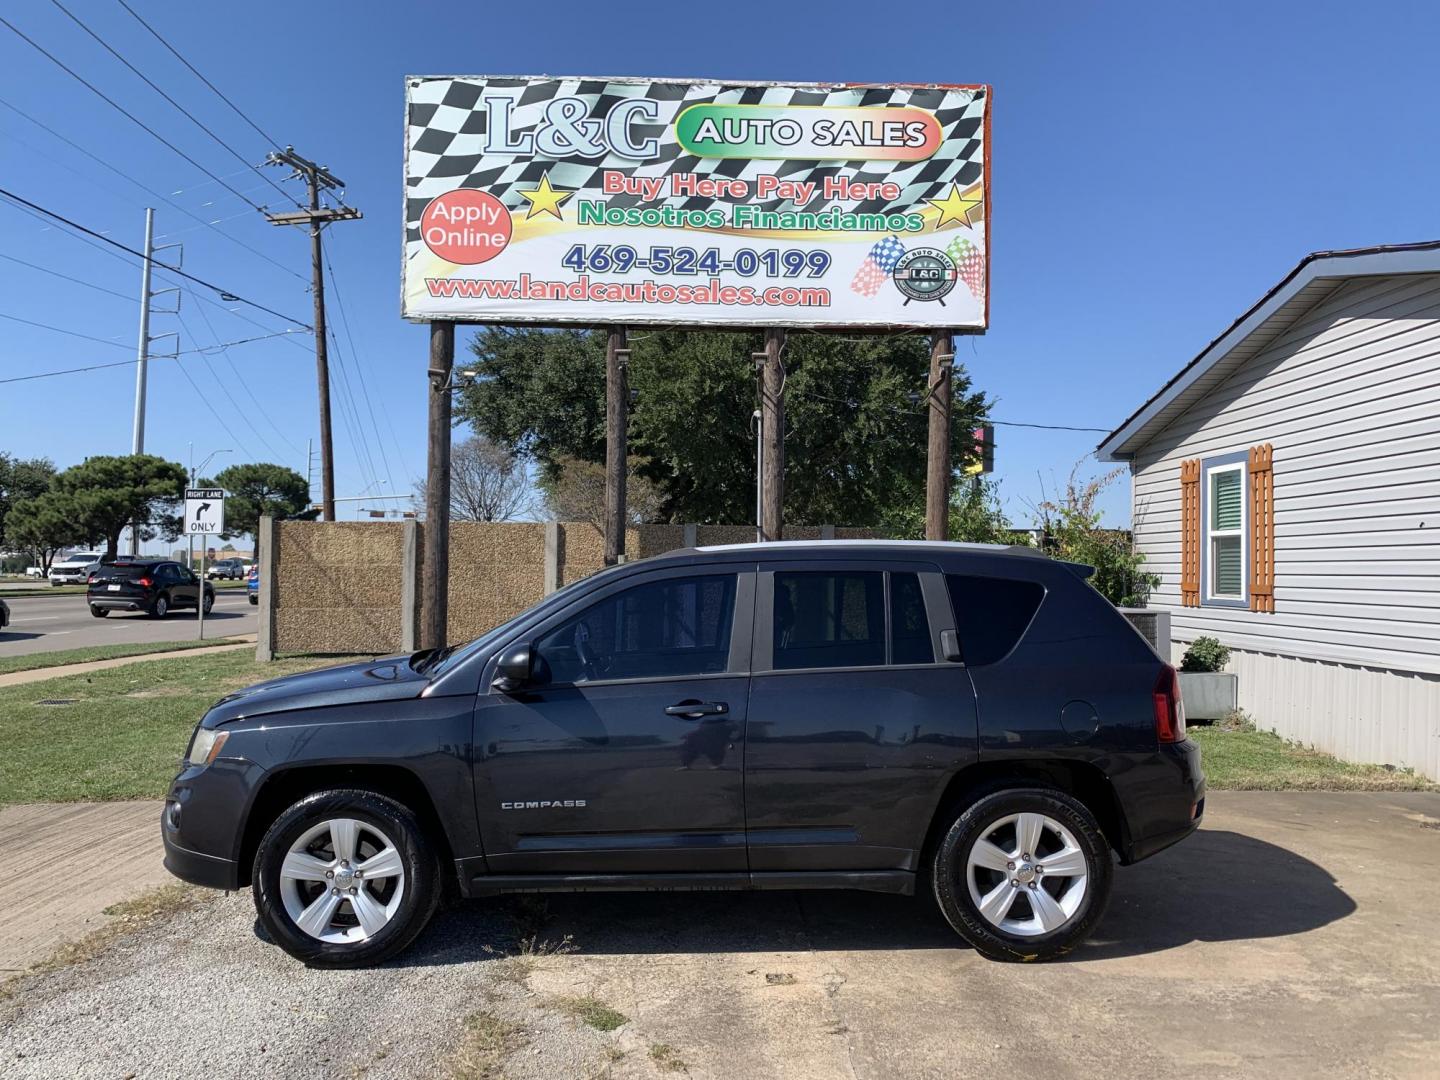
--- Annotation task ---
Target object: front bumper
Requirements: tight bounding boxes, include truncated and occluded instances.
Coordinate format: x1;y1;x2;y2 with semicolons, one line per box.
161;759;260;892
162;825;240;890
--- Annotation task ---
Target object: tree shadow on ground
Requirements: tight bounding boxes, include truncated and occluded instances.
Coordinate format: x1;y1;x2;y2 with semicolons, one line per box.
378;827;1354;967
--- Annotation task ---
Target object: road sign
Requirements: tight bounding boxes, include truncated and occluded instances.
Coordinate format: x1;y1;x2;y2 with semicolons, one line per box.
184;488;226;535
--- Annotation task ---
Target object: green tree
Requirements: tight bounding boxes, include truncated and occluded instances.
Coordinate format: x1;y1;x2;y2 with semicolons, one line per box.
5;490;85;572
208;462;315;539
53;454;187;559
881;477;1012;543
1036;466;1159;607
457;327;989;527
0;453;58;552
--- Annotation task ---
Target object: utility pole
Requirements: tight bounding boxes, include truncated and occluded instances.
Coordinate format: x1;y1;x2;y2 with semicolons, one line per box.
760;328;786;542
603;328;630;566
422;322;455;650
264;147;361;523
925;331;955;541
128;208;154;556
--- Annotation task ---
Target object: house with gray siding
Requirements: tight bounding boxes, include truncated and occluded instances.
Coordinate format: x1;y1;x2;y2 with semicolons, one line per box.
1098;243;1440;781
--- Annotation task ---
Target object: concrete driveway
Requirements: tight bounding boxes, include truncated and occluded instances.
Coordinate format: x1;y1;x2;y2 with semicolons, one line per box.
0;590;255;656
2;791;1436;1079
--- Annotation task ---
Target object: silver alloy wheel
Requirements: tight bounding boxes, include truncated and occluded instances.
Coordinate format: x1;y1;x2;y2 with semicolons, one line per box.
965;812;1089;937
279;818;407;944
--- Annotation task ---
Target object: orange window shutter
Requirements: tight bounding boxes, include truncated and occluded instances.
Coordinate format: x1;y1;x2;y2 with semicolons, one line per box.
1249;444;1275;612
1179;459;1201;607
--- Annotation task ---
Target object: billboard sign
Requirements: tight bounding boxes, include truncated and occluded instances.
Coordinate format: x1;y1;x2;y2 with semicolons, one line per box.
404;77;989;329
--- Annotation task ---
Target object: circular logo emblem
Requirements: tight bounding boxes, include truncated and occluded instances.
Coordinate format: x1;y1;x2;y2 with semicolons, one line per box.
892;248;958;303
421;189;512;264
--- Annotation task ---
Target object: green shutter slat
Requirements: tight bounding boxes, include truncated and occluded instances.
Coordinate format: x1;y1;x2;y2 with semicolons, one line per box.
1215;536;1243;596
1212;470;1242;530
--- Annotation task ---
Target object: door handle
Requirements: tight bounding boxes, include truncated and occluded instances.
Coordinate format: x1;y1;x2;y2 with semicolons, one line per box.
664;700;728;720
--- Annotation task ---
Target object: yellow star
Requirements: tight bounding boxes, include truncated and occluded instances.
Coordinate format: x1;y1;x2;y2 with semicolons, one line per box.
516;172;574;221
927;182;983;229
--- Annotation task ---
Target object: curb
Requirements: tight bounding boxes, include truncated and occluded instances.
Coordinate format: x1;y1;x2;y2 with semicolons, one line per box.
0;636;257;689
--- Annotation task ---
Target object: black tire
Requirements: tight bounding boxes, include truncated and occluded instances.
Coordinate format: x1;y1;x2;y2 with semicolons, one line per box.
932;786;1112;962
202;592;214;614
249;594;258;605
150;593;169;619
253;789;440;967
90;605;109;618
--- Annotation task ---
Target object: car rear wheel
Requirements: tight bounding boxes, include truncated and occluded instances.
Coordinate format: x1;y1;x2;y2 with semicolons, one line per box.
932;787;1112;962
253;789;440;967
150;594;169;618
90;605;109;618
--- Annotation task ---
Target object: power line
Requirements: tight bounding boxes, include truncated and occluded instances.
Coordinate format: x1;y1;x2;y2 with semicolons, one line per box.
47;0;303;212
190;296;306;461
324;249;398;494
116;0;283;151
0;186;311;328
0;252;133;302
170;353;254;459
177;311;283;461
0;332;303;385
0;310;130;349
0;13;274;216
793;386;1112;435
0;95;306;283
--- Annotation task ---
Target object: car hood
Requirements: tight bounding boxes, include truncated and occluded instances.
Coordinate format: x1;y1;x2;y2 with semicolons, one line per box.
203;655;430;726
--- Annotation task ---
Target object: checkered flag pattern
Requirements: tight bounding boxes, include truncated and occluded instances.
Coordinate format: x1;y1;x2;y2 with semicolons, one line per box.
945;236;986;301
850;235;907;297
405;78;987;244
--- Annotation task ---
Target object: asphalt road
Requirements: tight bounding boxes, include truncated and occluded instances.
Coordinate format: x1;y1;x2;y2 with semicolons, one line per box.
0;590;256;657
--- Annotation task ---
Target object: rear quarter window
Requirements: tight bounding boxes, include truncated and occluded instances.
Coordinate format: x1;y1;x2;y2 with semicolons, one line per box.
945;574;1046;666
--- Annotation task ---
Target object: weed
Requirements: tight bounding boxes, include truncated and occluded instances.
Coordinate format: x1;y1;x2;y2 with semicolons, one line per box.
555;994;628;1032
649;1043;688;1073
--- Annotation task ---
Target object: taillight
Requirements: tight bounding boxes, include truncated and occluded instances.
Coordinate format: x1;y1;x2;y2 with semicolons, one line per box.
137;577;153;587
1153;664;1186;743
87;574;97;584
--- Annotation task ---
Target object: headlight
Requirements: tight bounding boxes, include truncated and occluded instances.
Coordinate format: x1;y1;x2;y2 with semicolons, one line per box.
187;726;230;768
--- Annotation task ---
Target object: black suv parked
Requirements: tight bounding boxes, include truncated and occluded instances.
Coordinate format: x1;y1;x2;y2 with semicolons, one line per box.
162;541;1203;966
89;559;215;618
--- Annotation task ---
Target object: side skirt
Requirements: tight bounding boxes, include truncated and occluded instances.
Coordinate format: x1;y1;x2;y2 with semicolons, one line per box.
465;869;915;898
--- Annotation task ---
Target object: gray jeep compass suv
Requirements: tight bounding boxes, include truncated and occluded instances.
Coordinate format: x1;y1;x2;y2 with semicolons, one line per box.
162;541;1204;966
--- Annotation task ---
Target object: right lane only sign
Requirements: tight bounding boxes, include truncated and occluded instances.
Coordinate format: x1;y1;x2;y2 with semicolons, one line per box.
184;488;226;536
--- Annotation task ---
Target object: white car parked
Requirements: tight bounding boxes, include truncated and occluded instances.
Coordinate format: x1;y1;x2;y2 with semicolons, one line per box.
49;552;103;586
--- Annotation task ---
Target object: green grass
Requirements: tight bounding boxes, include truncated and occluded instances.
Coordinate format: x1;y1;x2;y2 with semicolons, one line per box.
1191;723;1435;791
0;579;247;599
0;652;340;805
553;994;628;1031
0;637;253;677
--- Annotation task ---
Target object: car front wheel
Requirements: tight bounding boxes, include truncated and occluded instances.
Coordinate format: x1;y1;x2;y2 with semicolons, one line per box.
932;786;1112;962
253;789;440;967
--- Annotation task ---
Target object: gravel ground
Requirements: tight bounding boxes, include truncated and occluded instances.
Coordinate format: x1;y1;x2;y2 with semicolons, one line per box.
0;893;639;1080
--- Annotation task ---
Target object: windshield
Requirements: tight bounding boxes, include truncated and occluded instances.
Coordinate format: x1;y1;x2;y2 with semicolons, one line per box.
417;568;619;678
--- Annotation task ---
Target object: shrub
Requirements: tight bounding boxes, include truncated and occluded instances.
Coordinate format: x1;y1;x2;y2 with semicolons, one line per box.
1181;636;1230;673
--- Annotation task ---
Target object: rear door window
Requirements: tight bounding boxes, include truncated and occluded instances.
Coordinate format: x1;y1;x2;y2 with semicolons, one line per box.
945;574;1045;666
772;570;936;670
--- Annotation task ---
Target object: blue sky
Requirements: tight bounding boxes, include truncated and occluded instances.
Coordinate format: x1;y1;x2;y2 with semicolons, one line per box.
2;0;1435;537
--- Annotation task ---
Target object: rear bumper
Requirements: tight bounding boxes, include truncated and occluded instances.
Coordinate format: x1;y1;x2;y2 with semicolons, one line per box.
88;596;151;611
1119;738;1206;865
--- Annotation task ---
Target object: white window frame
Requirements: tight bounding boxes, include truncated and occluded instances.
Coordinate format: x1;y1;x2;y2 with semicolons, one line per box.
1203;457;1248;606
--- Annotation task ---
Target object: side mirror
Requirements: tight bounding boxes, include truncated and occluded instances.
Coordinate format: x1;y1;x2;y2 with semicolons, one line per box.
492;645;533;692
